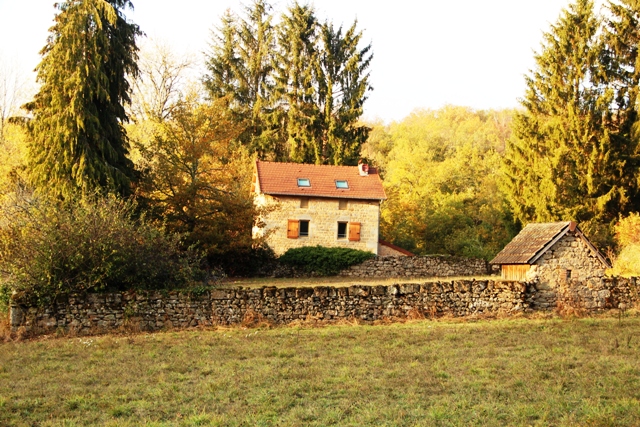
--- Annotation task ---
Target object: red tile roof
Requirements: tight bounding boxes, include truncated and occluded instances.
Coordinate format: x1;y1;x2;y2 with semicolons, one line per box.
255;161;386;200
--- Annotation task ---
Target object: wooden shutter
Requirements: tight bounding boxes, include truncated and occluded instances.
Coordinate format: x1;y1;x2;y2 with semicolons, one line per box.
348;222;361;241
287;220;299;239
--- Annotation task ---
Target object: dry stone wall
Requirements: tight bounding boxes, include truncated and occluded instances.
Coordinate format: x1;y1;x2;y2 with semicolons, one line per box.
10;278;640;336
340;256;493;278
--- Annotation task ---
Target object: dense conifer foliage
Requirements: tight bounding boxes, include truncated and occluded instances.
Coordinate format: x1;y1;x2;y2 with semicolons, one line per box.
25;0;141;197
503;0;640;246
204;0;372;165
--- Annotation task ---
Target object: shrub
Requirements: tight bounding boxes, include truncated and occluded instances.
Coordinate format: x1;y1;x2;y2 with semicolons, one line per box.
0;192;204;304
609;213;640;276
208;244;276;277
278;246;375;276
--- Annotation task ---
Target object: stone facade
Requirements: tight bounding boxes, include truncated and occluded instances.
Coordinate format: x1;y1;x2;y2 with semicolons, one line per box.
340;256;492;278
10;277;640;336
255;194;380;255
524;232;607;309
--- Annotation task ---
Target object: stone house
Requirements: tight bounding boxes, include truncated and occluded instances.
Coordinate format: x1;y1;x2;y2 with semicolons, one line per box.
252;160;393;255
490;221;611;307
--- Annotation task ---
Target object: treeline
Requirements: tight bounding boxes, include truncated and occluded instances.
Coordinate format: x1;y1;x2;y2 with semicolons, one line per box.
0;0;375;305
1;0;640;306
370;0;640;272
364;107;517;259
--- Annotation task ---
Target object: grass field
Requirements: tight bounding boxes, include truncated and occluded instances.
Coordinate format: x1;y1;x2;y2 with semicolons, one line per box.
1;316;640;426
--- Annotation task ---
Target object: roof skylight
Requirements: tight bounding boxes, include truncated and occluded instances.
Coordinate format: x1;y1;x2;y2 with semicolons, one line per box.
335;180;349;189
297;178;311;187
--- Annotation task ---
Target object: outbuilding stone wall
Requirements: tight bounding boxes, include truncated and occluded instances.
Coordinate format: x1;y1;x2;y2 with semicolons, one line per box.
525;232;608;309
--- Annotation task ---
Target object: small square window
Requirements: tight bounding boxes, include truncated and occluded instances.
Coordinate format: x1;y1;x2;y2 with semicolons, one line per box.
297;178;311;187
300;198;309;208
299;220;309;237
337;222;347;239
339;199;348;210
335;180;349;189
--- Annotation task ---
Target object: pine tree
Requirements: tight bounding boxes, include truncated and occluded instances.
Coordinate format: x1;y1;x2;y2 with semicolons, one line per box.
25;0;141;198
272;3;320;163
203;1;372;165
203;10;240;104
502;0;637;243
317;21;372;165
599;0;640;211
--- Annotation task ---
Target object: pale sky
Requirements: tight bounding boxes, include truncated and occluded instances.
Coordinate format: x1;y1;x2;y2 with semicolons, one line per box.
0;0;602;122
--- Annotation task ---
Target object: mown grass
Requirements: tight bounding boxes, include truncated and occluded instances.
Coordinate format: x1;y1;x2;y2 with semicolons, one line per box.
1;316;640;426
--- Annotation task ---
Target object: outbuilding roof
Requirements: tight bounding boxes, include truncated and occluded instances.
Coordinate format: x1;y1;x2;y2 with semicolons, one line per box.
490;221;610;267
254;160;386;200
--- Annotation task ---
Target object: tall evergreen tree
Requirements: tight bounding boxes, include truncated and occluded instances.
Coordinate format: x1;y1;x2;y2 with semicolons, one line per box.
272;3;320;163
599;0;640;209
25;0;141;198
317;21;372;165
204;1;281;160
502;0;638;244
204;1;372;165
203;10;240;103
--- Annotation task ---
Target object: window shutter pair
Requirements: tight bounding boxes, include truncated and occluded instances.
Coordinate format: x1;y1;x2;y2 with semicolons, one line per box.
348;222;361;241
287;220;299;239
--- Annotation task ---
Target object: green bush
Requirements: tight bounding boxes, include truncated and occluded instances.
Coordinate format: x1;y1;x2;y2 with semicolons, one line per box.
0;193;204;304
278;246;375;276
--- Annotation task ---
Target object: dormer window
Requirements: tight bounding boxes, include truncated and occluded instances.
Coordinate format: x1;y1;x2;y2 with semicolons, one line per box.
297;178;311;187
335;180;349;189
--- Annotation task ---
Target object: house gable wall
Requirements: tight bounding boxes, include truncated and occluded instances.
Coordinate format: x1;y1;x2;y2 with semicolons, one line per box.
255;195;380;255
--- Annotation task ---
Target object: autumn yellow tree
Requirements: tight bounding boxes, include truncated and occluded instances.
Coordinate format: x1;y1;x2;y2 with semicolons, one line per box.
136;96;260;265
372;106;516;259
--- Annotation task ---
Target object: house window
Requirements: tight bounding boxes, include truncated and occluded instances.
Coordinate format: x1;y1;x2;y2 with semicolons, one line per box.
299;220;309;237
287;220;309;238
300;198;309;208
339;199;348;210
297;178;311;187
566;269;572;280
337;222;348;239
335;180;349;189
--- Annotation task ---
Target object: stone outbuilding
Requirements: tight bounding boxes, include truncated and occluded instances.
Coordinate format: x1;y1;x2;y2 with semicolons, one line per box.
491;221;610;282
252;160;389;255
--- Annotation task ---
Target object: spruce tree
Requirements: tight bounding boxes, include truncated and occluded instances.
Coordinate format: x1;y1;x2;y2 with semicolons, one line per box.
204;1;372;165
26;0;141;198
272;3;320;163
502;0;637;243
599;0;640;212
203;10;240;103
317;21;372;165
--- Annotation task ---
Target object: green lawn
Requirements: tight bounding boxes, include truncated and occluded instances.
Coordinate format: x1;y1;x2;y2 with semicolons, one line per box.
1;316;640;426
